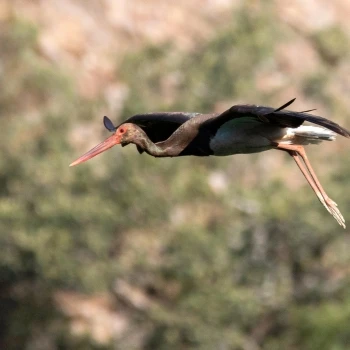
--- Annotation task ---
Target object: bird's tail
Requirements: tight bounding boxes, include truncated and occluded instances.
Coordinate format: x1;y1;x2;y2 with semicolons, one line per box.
281;126;336;145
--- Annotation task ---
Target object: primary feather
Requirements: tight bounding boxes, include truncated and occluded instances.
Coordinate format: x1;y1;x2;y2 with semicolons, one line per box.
204;99;350;138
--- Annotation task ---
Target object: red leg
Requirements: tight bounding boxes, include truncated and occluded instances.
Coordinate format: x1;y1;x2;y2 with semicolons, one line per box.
274;143;345;228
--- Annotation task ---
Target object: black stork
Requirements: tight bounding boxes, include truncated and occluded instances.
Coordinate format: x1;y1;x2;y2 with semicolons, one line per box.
70;99;350;228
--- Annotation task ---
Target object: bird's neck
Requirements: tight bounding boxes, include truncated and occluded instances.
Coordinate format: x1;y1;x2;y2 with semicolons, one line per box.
133;129;169;157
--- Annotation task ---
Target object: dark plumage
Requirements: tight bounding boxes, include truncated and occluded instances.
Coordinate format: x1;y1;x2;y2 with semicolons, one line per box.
70;99;350;228
205;99;350;137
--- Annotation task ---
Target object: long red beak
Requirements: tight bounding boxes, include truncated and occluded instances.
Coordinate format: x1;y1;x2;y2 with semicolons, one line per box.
70;133;121;167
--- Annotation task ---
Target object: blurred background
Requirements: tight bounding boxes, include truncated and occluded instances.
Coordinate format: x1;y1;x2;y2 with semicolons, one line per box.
1;0;350;349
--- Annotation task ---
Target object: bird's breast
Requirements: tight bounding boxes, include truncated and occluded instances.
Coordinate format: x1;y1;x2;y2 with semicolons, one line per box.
209;117;287;156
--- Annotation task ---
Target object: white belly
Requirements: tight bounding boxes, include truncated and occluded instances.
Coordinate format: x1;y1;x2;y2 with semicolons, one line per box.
210;117;287;156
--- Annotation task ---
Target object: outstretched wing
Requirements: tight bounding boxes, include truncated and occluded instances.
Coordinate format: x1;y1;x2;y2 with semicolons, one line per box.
202;99;350;138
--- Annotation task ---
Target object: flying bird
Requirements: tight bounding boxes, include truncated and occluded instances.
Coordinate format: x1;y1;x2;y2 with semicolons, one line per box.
70;99;350;228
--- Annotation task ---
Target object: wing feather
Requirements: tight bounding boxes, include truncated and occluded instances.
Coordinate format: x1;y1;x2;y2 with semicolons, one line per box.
202;100;350;138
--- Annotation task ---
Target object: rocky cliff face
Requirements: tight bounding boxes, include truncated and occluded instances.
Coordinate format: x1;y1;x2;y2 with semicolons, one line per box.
3;0;349;103
2;0;236;99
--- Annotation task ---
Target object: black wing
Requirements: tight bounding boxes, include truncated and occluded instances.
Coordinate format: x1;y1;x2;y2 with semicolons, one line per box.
203;99;350;138
104;116;116;131
120;112;199;143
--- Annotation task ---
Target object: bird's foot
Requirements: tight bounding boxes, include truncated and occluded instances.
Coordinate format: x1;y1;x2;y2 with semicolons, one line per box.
323;196;346;229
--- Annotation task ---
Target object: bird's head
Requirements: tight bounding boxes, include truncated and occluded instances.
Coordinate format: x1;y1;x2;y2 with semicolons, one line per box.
70;117;145;167
116;123;146;147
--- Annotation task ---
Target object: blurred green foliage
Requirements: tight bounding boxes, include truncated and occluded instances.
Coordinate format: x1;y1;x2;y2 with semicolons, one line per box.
121;9;277;114
312;26;349;65
1;7;350;350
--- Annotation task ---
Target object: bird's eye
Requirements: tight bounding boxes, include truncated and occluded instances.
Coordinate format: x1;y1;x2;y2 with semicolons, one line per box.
119;128;125;134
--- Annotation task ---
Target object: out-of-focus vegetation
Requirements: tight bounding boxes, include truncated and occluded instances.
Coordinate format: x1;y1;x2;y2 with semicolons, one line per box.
1;3;350;350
